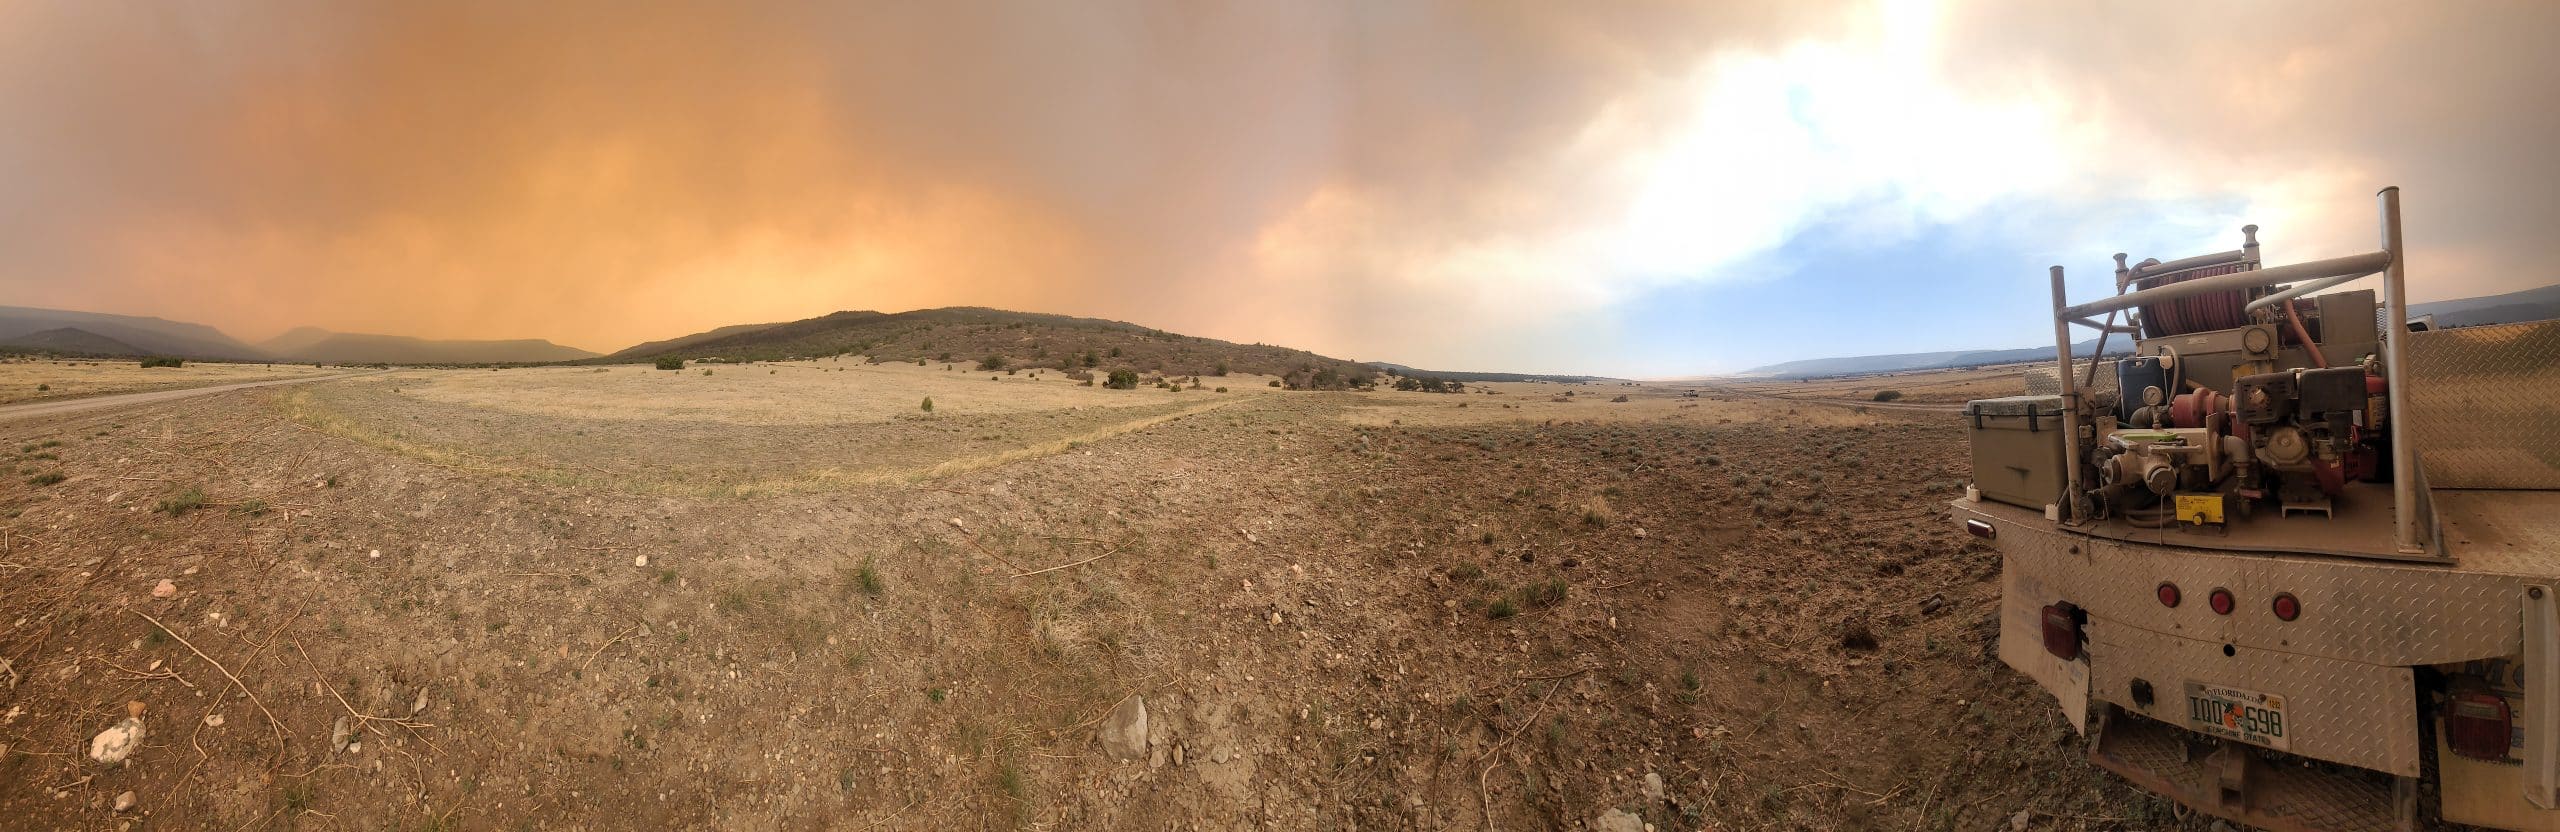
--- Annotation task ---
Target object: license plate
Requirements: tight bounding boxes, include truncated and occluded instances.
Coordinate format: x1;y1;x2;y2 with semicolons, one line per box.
2183;682;2290;750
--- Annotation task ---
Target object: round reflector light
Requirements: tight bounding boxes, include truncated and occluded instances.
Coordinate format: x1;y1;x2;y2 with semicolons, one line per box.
2272;593;2302;622
2156;582;2182;608
2208;588;2235;616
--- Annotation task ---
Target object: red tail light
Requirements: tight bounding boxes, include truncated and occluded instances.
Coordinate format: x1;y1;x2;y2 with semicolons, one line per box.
2208;588;2235;616
2270;593;2302;621
2041;602;2083;661
2447;693;2514;761
2157;582;2182;608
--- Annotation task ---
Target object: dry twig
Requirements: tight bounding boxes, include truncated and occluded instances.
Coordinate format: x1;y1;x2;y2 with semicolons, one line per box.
131;610;288;753
1013;546;1122;578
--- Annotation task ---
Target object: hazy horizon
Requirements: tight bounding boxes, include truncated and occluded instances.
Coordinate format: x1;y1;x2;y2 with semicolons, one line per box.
6;1;2556;374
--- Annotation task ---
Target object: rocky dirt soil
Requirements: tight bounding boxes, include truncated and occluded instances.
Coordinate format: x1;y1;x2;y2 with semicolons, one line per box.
0;369;2207;830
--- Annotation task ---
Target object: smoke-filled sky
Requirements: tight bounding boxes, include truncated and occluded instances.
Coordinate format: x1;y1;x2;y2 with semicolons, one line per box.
3;1;2555;374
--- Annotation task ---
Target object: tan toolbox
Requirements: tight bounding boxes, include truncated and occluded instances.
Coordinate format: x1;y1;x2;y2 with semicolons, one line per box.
1967;395;2067;511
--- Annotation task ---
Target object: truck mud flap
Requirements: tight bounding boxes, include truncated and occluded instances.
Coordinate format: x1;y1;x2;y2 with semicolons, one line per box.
2090;705;2415;832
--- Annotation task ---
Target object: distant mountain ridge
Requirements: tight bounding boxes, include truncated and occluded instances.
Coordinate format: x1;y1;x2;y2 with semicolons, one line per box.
1741;282;2560;379
260;327;598;364
1364;363;1617;384
1741;338;2135;378
0;306;595;364
2407;283;2560;328
0;327;145;356
0;305;264;359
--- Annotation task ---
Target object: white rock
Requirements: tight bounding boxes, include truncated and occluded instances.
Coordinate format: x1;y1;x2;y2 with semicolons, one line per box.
633;554;649;567
113;790;136;812
2011;809;2032;831
1644;771;1664;802
1595;808;1645;832
89;718;144;765
369;549;381;559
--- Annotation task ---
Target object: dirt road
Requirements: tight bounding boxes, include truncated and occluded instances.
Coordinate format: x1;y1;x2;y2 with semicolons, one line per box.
0;371;370;423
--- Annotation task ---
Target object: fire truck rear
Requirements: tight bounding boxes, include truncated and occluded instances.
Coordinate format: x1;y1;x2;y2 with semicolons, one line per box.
1956;187;2560;831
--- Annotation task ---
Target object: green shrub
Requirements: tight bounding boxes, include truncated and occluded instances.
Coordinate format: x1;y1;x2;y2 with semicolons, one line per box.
27;472;64;487
851;558;885;597
1105;369;1139;390
654;356;685;370
1215;387;1228;393
1521;579;1569;608
1872;390;1903;402
978;355;1007;371
1487;599;1519;619
920;397;934;412
139;356;184;368
1268;380;1282;387
155;487;207;516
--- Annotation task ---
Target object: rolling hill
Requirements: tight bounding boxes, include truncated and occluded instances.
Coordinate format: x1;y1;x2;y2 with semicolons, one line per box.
608;307;1377;388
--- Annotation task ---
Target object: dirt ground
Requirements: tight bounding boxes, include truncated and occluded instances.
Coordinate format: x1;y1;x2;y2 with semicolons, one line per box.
0;364;2200;831
0;359;334;405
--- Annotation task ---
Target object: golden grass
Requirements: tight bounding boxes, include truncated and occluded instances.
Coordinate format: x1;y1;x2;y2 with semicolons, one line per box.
0;359;331;404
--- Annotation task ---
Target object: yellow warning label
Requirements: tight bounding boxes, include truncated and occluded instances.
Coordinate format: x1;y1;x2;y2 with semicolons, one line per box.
2175;494;2224;525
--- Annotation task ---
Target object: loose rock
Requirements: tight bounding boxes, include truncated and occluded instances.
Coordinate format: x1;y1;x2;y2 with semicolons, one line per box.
1643;771;1664;802
1098;696;1149;761
89;718;145;765
1595;808;1645;832
112;791;136;813
151;580;176;599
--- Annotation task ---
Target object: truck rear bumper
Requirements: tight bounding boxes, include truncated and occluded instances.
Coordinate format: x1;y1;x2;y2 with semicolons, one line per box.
2091;706;2414;832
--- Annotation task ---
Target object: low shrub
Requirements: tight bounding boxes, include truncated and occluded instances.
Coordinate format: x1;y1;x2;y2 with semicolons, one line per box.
654;356;684;370
1872;390;1903;402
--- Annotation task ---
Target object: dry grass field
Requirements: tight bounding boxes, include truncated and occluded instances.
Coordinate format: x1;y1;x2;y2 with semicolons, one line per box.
0;358;334;405
0;361;2196;831
1711;364;2037;407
